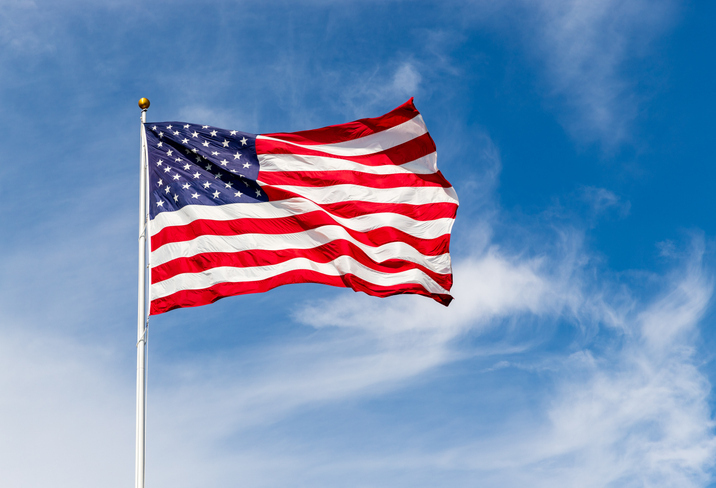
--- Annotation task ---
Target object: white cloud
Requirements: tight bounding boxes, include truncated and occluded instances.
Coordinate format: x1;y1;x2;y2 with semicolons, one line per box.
0;327;134;488
518;0;674;146
580;186;629;214
391;63;421;97
461;251;715;488
337;62;423;117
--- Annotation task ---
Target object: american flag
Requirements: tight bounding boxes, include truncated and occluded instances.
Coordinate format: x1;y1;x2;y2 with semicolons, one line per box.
146;99;458;315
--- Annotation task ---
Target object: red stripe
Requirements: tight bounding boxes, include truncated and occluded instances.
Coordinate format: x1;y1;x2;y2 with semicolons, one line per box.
150;268;453;315
152;240;453;289
151;210;451;256
257;132;436;168
257;169;452;189
260;98;419;146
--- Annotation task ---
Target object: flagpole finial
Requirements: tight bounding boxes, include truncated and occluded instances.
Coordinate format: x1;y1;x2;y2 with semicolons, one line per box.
138;98;150;110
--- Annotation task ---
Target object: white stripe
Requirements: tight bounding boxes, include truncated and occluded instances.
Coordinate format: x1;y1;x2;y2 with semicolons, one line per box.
257;115;427;157
258;151;438;175
150;254;450;300
151;225;452;271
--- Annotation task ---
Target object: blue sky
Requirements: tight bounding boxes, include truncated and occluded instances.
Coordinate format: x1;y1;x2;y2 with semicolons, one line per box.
1;0;715;486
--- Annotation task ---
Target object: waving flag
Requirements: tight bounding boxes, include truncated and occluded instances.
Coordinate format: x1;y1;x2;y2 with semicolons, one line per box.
145;99;458;315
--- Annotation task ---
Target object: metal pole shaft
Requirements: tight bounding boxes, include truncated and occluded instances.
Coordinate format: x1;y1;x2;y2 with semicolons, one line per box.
135;106;148;488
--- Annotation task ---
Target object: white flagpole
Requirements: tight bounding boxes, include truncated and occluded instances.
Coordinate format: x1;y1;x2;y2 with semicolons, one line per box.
135;97;150;488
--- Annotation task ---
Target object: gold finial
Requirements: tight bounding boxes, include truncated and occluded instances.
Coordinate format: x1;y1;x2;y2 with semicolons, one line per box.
138;98;150;110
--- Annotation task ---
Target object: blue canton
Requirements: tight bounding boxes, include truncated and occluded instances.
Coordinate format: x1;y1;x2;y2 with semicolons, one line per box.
145;122;267;218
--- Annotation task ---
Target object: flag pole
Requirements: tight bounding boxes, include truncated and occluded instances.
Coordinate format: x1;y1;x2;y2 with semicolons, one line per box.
136;97;150;488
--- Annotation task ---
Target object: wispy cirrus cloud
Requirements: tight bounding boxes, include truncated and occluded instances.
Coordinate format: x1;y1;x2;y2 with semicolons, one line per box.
442;249;715;488
520;0;675;147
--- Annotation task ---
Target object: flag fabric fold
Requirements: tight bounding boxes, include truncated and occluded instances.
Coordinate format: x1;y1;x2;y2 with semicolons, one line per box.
145;99;458;315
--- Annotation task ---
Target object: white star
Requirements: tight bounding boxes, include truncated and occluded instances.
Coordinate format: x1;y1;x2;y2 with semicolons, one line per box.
173;131;179;136
183;163;191;170
234;190;242;197
167;149;173;156
165;186;171;194
214;172;222;179
220;159;229;166
192;148;198;153
182;138;189;144
202;125;209;129
164;166;172;173
230;130;237;136
156;160;163;166
193;172;200;179
255;188;262;197
233;152;241;160
182;183;190;189
202;140;210;147
184;124;190;129
152;126;157;131
172;174;180;180
242;162;251;168
191;192;199;198
166;125;172;130
212;151;219;156
205;163;212;171
240;137;248;145
213;190;220;198
156;201;164;207
192;131;199;138
175;158;182;162
224;182;233;188
173;194;179;202
230;169;237;173
210;130;217;137
184;148;192;154
203;181;211;189
157;179;163;186
157;141;163;147
195;155;202;162
222;140;230;147
158;132;164;138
